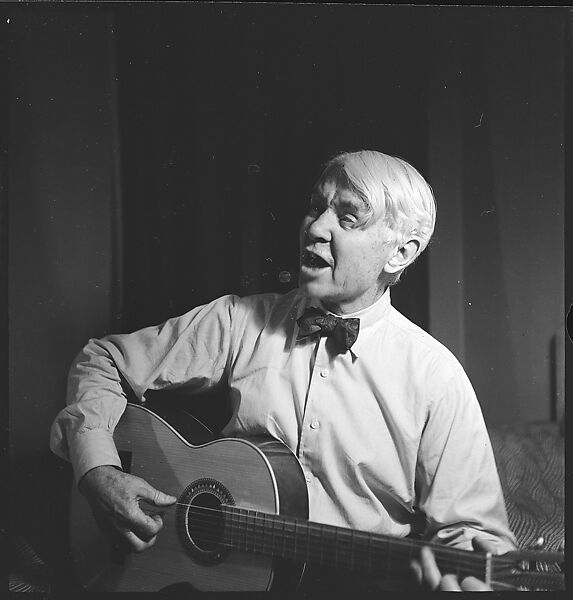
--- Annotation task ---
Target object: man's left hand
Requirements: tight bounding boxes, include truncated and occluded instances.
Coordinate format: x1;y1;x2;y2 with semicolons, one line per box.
410;536;499;591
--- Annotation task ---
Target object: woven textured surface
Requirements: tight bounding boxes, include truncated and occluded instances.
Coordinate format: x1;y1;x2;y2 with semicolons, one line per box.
489;424;564;553
8;534;51;593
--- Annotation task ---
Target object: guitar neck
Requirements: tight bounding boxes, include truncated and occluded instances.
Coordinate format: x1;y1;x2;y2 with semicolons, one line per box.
221;505;489;582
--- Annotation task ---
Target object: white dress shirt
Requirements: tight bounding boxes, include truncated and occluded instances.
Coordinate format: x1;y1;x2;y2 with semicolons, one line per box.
50;288;516;551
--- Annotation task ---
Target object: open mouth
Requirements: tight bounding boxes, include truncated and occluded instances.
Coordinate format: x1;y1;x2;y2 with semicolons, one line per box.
301;250;330;269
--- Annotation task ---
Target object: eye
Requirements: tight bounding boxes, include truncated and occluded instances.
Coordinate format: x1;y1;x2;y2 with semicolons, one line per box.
339;213;358;225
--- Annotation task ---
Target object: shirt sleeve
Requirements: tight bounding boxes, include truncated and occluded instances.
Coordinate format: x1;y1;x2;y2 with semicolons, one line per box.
415;360;518;553
49;294;239;483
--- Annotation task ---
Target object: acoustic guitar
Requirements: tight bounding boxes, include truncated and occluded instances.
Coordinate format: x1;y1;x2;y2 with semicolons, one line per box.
69;403;564;592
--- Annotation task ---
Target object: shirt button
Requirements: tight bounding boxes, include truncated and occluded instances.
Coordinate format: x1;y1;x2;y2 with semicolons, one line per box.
310;419;320;429
320;369;329;378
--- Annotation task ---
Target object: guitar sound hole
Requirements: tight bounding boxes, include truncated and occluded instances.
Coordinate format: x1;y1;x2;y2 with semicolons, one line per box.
176;478;234;565
188;493;223;552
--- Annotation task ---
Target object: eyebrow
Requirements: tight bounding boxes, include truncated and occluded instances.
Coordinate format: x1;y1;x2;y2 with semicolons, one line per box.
311;186;372;216
337;195;371;215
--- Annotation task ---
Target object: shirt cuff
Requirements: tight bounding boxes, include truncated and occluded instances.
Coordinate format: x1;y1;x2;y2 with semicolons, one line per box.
68;427;122;485
432;526;517;554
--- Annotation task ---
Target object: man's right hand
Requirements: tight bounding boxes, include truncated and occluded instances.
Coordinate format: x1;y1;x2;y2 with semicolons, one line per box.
78;465;177;553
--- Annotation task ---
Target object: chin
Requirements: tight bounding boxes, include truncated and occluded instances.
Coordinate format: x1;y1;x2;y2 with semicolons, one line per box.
298;278;330;302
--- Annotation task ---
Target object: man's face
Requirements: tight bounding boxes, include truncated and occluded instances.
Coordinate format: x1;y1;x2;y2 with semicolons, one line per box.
298;177;397;314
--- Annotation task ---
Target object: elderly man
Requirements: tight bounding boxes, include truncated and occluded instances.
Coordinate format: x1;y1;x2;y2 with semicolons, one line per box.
50;150;516;592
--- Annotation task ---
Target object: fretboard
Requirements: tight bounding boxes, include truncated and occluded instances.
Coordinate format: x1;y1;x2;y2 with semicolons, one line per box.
221;505;489;582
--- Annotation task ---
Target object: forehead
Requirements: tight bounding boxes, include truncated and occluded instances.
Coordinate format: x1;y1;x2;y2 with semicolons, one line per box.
313;177;370;211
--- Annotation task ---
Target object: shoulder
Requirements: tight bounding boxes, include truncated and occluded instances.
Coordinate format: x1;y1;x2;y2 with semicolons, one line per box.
173;289;304;328
385;305;468;385
232;288;305;324
386;305;459;361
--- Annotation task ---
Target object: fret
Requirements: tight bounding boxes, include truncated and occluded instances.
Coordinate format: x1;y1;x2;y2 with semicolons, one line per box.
261;512;268;555
241;508;248;552
334;527;338;568
325;524;338;568
224;506;232;549
384;536;391;579
349;529;355;572
248;509;255;553
255;511;263;555
250;510;257;554
307;522;316;561
232;507;240;549
222;505;232;548
252;509;259;553
319;523;325;565
243;509;249;553
283;517;294;560
367;532;372;573
351;531;366;573
233;508;240;551
269;514;275;556
281;521;286;558
360;534;372;573
338;529;352;566
293;519;299;561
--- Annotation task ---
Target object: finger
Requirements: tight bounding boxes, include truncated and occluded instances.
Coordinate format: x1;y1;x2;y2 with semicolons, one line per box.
121;529;158;553
410;559;423;586
127;511;164;542
439;574;462;591
420;546;442;590
137;481;177;507
461;576;491;591
472;536;501;555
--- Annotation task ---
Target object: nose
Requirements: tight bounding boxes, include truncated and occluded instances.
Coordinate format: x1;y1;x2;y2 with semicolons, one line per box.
305;209;333;243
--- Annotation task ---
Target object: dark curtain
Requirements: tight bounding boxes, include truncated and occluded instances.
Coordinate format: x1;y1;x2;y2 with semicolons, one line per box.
114;4;431;332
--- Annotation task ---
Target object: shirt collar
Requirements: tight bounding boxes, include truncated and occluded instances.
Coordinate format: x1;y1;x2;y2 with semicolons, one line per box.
296;288;392;358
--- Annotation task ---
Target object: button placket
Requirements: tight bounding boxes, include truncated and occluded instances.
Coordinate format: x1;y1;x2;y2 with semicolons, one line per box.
298;337;329;483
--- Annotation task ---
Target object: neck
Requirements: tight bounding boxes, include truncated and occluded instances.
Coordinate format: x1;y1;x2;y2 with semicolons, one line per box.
219;504;492;584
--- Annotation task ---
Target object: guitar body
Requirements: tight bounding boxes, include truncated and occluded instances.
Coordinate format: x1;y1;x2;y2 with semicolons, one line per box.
69;403;309;592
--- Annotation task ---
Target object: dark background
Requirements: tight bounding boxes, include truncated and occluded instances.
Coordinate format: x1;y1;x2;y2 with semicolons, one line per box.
115;3;430;331
5;3;569;593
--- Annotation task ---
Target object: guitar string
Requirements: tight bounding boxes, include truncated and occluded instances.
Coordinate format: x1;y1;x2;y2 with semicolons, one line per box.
154;502;518;575
169;501;563;564
170;525;557;588
170;501;561;567
140;503;562;586
165;506;513;567
176;526;486;578
166;516;561;587
173;529;558;583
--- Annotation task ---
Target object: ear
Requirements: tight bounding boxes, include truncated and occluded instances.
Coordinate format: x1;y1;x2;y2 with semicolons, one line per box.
383;238;422;274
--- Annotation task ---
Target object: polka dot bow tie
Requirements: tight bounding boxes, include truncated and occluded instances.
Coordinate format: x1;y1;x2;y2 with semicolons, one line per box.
296;306;360;353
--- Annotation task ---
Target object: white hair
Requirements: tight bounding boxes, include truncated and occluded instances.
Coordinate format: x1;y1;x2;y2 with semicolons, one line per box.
319;150;436;249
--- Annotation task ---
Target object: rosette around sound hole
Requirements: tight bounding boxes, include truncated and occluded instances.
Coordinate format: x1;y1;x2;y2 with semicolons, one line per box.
176;478;235;565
